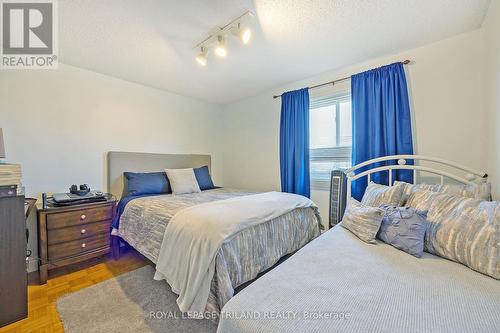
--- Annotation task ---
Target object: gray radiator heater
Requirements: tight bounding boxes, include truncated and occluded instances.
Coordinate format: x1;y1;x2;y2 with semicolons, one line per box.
329;169;348;227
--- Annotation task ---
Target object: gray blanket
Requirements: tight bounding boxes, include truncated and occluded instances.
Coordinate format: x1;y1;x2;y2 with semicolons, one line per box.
218;226;500;333
116;188;321;313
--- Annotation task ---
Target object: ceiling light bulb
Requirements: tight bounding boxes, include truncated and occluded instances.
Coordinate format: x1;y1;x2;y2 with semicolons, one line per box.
195;53;207;66
195;46;208;66
241;28;251;44
231;23;252;45
215;36;227;57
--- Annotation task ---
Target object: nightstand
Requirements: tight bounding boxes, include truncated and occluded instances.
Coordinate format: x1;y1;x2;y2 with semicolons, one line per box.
37;198;116;284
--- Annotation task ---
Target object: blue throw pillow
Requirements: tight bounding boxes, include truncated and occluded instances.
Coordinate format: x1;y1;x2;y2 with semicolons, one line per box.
124;172;171;196
193;166;215;190
377;205;427;258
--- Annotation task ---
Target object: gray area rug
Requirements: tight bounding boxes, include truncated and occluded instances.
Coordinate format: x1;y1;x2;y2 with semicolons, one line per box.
56;265;218;333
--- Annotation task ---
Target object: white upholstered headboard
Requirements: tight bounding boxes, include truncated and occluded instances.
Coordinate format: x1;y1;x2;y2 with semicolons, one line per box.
106;151;211;199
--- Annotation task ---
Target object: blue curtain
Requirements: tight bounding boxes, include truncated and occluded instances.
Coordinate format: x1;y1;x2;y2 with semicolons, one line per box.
280;88;310;198
351;62;414;200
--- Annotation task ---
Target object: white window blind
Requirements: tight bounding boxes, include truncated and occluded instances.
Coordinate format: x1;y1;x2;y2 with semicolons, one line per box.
310;92;352;190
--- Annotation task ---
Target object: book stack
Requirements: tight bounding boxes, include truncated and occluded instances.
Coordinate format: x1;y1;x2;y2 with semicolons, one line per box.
0;163;22;197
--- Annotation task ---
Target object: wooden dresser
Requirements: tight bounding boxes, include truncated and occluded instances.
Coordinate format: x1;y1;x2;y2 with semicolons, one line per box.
37;199;116;284
0;196;27;327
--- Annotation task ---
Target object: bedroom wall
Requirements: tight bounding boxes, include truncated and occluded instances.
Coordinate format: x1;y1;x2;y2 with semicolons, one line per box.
483;0;500;199
220;29;488;226
0;63;224;271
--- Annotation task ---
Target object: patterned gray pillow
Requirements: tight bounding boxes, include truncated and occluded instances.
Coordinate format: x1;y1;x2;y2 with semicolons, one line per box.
361;181;405;207
447;182;491;201
395;181;491;204
378;206;428;257
426;196;499;279
405;189;441;213
341;198;384;244
405;187;487;214
395;181;440;205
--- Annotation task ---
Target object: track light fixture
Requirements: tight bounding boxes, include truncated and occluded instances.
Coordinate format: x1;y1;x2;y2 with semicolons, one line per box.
194;11;254;66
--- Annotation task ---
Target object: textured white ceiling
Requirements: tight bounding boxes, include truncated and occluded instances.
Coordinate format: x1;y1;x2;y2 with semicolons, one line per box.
59;0;491;104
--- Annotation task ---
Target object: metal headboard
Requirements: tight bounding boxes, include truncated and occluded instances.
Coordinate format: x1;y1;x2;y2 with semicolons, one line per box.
344;155;488;199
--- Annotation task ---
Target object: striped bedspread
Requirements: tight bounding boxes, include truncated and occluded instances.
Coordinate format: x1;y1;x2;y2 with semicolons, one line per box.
115;188;321;313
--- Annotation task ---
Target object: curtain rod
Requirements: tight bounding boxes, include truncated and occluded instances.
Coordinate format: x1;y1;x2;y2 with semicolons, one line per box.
272;60;411;99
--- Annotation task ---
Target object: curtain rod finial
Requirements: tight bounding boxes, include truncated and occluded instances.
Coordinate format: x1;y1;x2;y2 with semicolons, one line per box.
402;60;411;65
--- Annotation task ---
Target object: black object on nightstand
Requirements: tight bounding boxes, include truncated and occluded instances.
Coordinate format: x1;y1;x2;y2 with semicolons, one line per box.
37;196;117;284
0;196;27;327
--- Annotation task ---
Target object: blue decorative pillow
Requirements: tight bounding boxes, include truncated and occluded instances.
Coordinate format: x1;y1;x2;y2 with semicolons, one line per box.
378;205;427;258
124;172;171;196
193;166;215;190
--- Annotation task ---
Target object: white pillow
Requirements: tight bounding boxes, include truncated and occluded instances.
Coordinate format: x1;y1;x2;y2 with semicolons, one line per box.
164;168;201;195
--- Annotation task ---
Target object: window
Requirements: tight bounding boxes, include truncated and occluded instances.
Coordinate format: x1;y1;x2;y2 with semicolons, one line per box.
310;92;352;190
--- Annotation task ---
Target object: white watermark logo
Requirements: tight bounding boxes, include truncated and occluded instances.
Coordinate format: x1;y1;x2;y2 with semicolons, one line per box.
1;0;58;69
148;310;352;321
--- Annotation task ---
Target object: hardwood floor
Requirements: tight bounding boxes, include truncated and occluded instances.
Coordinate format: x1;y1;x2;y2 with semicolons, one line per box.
0;251;148;333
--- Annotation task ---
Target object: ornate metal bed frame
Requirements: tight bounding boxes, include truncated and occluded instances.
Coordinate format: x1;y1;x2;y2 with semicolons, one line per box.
329;155;488;226
345;154;488;198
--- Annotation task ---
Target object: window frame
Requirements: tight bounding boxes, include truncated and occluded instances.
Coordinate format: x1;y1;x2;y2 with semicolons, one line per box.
309;92;352;191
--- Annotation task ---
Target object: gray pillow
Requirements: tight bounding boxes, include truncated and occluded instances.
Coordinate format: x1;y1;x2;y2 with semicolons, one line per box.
425;195;499;279
395;181;491;204
405;189;440;213
395;182;441;205
378;205;427;257
341;198;384;244
361;181;405;207
405;188;482;214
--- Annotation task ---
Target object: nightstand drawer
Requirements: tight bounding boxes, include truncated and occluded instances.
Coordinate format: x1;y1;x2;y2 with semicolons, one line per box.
48;233;110;260
46;205;113;230
47;220;111;245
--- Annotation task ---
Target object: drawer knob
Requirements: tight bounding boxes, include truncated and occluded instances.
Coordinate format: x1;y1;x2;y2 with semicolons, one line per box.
80;214;86;220
81;243;86;248
81;229;86;234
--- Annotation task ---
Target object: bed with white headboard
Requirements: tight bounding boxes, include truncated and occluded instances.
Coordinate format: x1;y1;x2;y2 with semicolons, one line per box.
329;154;489;226
218;154;499;333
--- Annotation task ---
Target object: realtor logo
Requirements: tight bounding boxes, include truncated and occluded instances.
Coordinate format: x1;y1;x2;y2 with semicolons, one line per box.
1;0;58;69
